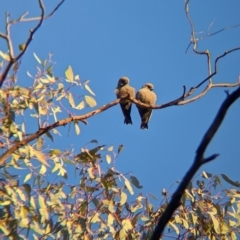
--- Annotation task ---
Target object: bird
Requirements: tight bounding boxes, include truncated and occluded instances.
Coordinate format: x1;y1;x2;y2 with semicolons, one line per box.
136;83;157;129
115;77;135;124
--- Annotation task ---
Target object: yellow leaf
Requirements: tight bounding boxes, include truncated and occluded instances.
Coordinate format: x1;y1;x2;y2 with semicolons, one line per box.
108;146;113;151
17;188;26;201
33;52;41;64
20;206;28;218
120;191;127;205
231;231;237;240
68;92;75;108
0;51;10;61
0;225;10;235
125;179;134;195
39;164;47;175
74;121;80;135
45;223;51;234
108;213;114;225
38;195;46;209
108;201;115;213
169;221;179;235
65;65;74;82
85;84;95;96
30;197;37;209
29;146;49;167
87;167;95;179
106;154;111;164
209;214;220;233
85;95;97;107
0;200;11;206
75;101;85;110
122;219;133;231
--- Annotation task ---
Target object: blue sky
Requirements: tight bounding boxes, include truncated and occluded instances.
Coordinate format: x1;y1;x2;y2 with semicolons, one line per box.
1;0;240;201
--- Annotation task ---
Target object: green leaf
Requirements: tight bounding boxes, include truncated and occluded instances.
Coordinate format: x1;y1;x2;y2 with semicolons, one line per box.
49;149;61;156
65;65;74;82
130;176;143;189
22;184;31;199
118;144;124;154
85;84;95;96
46;131;54;142
33;52;41;64
221;174;240;188
10;123;18;134
85;95;97;107
19;43;26;51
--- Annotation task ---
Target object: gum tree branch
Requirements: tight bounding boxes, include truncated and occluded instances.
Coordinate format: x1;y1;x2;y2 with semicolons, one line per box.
0;0;65;88
0;74;239;166
0;98;121;165
150;86;240;240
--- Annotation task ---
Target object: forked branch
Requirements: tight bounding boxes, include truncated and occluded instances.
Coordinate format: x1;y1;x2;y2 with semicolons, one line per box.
0;0;65;88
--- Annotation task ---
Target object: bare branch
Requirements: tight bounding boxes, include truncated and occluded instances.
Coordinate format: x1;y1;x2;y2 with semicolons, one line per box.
10;0;65;23
204;23;240;41
0;32;8;40
0;0;65;88
150;86;240;239
5;13;14;59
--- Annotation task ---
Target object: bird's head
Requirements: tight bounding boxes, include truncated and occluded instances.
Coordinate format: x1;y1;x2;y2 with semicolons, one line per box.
143;83;154;91
117;76;129;87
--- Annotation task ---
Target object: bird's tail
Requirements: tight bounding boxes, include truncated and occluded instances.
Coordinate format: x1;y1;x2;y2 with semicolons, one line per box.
124;117;132;125
140;122;148;129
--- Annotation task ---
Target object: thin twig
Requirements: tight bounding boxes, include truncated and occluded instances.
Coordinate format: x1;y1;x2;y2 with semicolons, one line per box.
10;0;65;23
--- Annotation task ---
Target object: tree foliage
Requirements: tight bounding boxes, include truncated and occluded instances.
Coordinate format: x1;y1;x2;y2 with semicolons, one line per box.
0;0;240;239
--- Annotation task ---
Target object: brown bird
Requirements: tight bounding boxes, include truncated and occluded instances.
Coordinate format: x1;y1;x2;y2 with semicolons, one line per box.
116;77;135;124
136;83;157;129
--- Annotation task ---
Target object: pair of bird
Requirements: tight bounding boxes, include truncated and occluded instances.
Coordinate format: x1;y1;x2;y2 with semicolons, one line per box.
116;76;157;129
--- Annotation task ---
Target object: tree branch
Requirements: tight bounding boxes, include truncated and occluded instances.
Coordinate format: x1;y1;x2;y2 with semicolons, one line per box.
150;86;240;239
0;98;121;165
0;0;65;88
10;0;65;23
